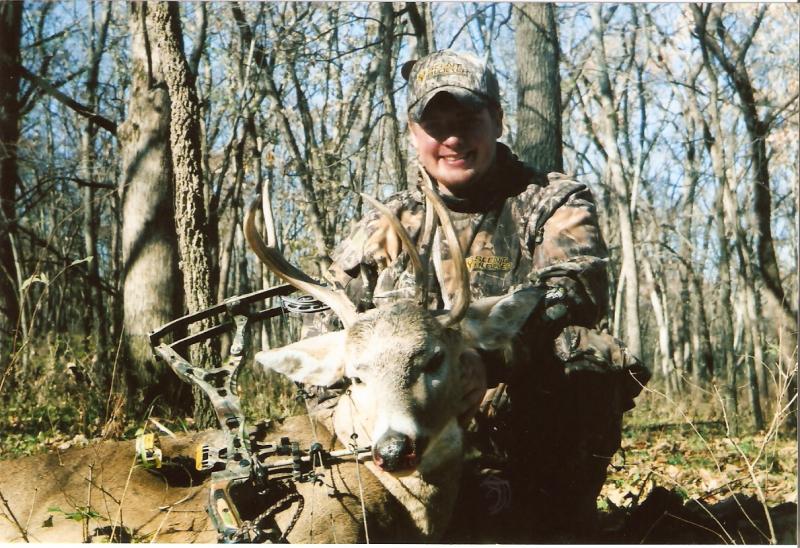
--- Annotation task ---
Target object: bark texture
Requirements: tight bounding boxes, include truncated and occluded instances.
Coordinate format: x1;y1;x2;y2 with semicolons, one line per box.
0;2;22;350
149;1;219;427
119;2;185;411
82;3;111;384
515;3;563;172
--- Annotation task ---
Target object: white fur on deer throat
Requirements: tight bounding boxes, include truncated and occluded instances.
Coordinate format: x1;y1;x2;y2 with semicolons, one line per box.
364;420;462;537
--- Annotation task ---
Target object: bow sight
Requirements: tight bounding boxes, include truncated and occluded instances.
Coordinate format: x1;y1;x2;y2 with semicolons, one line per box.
146;285;370;543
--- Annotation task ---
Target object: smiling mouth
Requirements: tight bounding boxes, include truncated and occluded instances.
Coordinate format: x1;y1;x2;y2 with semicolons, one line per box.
441;151;473;164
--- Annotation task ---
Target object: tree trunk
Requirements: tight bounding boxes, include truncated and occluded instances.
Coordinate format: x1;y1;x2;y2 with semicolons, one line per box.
406;2;433;59
514;3;563;172
118;2;187;416
643;258;675;397
691;32;751;431
216;129;246;304
82;2;111;387
590;5;642;358
720;103;765;432
682;111;714;380
678;121;698;383
379;3;406;189
0;2;22;357
745;334;765;432
405;2;433;189
716;195;738;436
700;143;735;424
149;1;219;428
740;264;765;430
690;270;714;379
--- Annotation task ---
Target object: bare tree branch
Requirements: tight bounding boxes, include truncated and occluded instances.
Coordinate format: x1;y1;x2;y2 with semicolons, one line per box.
13;62;117;136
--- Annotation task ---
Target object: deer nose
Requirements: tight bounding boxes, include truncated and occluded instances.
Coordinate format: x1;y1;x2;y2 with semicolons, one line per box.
373;430;419;471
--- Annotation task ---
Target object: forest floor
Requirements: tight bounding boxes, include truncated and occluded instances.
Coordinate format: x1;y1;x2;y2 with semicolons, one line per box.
596;385;797;544
0;381;796;544
602;420;797;510
1;377;797;518
2;379;798;504
602;383;797;506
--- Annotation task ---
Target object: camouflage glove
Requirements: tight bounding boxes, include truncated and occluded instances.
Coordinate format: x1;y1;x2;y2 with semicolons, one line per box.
554;326;651;411
527;256;609;333
529;275;596;338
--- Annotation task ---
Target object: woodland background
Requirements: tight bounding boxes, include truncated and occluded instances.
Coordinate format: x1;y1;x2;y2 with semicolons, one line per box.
0;1;797;537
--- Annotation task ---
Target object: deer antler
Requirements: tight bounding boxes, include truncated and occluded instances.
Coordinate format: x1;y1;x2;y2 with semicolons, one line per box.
244;200;358;327
417;170;438;310
418;184;471;326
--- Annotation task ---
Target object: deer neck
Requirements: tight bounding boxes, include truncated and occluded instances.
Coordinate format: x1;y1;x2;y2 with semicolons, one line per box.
367;419;463;539
333;402;464;540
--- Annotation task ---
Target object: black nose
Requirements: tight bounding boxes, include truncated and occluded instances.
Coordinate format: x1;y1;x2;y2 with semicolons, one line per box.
373;430;418;471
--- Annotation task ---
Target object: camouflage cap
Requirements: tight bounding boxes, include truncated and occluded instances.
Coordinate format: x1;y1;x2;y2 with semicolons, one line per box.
401;50;501;122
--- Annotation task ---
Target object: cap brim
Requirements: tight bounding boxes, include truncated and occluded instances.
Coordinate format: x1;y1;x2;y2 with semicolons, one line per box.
409;87;488;122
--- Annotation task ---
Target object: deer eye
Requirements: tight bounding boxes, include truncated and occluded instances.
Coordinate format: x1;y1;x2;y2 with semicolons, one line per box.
423;351;445;373
350;376;363;385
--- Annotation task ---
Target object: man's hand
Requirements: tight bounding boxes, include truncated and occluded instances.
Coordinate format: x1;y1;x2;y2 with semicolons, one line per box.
458;349;487;427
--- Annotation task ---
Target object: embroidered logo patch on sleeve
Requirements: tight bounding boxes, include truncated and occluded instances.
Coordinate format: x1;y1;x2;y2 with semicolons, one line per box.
466;255;512;272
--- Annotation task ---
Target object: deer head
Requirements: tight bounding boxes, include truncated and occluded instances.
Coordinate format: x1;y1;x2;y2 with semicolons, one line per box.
244;184;543;475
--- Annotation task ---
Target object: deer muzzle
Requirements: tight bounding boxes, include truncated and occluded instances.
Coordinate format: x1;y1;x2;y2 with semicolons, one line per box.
372;429;424;471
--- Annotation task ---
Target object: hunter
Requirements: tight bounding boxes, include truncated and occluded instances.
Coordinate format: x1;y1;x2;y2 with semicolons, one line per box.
304;50;650;541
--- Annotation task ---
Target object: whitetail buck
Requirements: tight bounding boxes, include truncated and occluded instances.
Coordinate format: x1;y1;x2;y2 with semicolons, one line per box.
0;184;544;543
241;183;545;542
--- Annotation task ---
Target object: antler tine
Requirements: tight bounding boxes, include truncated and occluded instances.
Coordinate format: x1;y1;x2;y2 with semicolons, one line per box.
418;184;471;326
261;189;278;247
244;200;358;327
360;193;427;307
417;170;438;309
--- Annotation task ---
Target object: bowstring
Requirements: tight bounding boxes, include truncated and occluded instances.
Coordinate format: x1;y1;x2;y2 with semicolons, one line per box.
344;390;371;544
296;380;373;542
301;393;320;449
300;393;320;540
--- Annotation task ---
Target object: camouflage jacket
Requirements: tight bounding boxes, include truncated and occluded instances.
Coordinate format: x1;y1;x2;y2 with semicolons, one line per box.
310;143;610;343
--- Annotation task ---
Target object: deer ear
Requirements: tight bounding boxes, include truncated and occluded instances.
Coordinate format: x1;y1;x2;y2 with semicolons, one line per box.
462;287;545;351
254;330;347;387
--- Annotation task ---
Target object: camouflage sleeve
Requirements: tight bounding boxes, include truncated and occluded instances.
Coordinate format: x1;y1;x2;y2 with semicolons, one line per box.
301;191;420;339
299;218;376;339
527;175;609;334
329;192;421;303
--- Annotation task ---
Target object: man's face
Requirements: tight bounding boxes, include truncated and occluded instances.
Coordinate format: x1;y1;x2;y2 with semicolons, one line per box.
409;93;503;195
